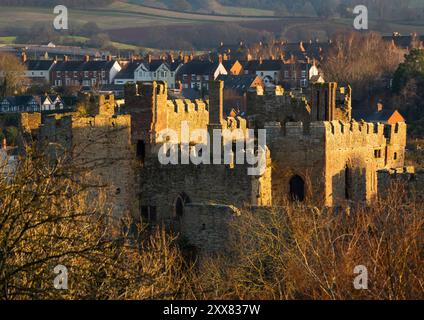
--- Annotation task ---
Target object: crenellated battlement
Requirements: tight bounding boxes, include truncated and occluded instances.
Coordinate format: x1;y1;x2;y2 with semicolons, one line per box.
124;81;167;98
264;120;406;143
167;99;209;113
250;85;310;107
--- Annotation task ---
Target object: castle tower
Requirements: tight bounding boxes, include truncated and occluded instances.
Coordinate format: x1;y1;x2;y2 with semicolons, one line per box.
310;82;337;121
208;80;224;164
124;81;168;144
208;80;224;126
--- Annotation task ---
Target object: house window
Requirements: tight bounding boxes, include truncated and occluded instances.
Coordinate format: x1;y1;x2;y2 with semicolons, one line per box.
394;152;398;160
84;71;88;77
301;79;307;87
101;70;106;78
284;71;289;78
374;150;382;158
301;70;307;78
171;72;174;77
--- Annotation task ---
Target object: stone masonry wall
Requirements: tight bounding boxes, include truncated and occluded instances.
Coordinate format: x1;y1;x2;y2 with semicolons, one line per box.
181;203;239;253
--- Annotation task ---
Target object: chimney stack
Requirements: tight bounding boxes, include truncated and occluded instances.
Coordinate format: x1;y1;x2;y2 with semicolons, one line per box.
168;53;174;63
177;80;182;92
106;55;112;62
21;52;27;64
377;102;384;112
2;138;7;150
84;55;90;62
218;54;223;64
147;54;152;64
64;55;69;62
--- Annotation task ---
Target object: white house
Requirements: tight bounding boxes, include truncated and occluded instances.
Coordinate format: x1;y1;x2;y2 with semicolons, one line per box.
134;60;183;89
22;53;56;84
114;60;183;89
40;95;65;112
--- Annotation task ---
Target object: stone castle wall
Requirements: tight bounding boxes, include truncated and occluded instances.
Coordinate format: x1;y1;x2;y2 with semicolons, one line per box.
18;79;411;253
181;203;240;254
378;167;424;200
34;102;137;219
264;120;407;207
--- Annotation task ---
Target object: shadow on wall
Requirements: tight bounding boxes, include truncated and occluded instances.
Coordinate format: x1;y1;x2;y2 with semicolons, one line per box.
331;164;368;204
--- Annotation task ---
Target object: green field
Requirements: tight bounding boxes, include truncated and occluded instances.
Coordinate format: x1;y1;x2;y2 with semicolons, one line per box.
0;1;279;30
0;36;17;44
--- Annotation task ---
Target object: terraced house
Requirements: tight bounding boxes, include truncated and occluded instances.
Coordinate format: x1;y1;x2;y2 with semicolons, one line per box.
50;56;121;87
22;53;56;84
0;95;65;113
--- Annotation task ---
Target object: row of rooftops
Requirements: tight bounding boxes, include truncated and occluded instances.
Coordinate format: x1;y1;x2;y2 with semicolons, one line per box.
215;40;330;62
115;57;313;80
382;32;424;50
0;95;67;113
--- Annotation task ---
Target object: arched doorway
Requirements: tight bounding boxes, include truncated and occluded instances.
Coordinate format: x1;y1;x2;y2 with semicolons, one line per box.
174;193;191;218
289;175;305;202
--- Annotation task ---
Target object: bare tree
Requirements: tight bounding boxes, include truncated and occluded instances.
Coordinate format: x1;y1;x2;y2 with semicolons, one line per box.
0;53;28;96
0;141;189;300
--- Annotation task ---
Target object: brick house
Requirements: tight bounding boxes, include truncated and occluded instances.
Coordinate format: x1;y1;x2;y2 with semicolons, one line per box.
281;62;319;89
176;60;227;98
217;74;263;115
50;56;121;87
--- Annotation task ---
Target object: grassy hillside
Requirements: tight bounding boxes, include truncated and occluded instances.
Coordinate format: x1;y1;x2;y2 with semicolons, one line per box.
0;0;424;50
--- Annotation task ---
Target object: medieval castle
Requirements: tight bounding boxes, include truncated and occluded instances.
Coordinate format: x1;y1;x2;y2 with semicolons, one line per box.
18;80;420;253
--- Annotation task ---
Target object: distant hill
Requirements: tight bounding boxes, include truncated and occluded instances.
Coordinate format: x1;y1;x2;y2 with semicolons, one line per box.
133;0;424;20
0;0;113;7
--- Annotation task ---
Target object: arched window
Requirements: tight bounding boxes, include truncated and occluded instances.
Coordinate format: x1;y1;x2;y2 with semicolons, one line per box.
289;175;305;202
174;193;191;218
